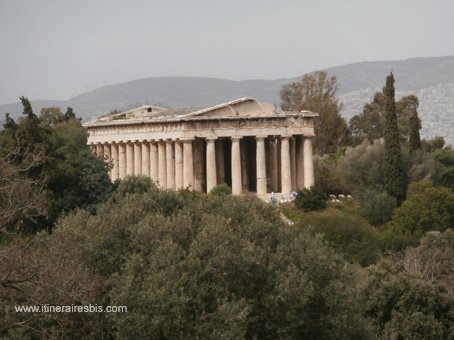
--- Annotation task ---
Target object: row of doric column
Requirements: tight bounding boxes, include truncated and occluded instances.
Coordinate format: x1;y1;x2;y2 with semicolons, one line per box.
91;135;314;195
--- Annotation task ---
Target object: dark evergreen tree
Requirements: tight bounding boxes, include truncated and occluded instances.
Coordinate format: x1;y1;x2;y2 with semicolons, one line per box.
383;73;406;203
409;110;422;151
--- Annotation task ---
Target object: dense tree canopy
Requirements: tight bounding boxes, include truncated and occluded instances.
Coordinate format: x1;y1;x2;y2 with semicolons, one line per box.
0;99;113;232
280;71;349;155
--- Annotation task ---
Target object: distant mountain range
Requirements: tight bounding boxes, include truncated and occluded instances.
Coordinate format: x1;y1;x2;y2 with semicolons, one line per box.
1;56;454;145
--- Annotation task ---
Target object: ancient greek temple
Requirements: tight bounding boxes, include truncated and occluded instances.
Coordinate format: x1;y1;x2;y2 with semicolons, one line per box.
84;97;317;197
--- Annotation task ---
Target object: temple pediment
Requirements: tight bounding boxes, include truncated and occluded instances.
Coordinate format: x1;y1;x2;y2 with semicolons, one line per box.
176;97;277;119
86;97;283;126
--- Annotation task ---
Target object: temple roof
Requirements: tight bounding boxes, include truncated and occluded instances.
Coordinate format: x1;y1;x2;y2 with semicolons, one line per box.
84;97;318;127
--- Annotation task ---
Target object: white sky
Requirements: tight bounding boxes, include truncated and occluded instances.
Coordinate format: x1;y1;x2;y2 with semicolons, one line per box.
1;0;453;104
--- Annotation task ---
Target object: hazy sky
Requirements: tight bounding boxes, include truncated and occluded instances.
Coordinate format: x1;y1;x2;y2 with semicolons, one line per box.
1;0;453;104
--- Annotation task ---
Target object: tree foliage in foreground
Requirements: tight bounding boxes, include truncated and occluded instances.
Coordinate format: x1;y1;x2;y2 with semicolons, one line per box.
0;100;113;232
1;181;453;339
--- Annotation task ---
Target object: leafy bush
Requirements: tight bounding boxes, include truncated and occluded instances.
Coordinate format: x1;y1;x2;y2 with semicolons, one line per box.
116;175;155;195
362;257;454;339
209;183;232;196
296;208;382;266
388;181;454;237
45;191;372;339
359;189;397;226
294;186;327;212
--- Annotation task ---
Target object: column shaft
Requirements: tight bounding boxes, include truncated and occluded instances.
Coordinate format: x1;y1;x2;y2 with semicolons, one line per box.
119;143;126;179
296;136;305;190
270;138;278;192
134;142;142;175
290;137;297;191
141;141;150;177
183;140;194;189
216;139;225;184
150;142;158;183
206;138;217;193
256;137;267;195
281;136;292;194
111;143;119;181
166;140;175;189
303;137;315;188
126;142;134;176
175;141;184;189
158;141;167;187
231;138;242;195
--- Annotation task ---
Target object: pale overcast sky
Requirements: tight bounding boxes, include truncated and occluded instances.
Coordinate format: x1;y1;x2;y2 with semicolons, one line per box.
1;0;453;104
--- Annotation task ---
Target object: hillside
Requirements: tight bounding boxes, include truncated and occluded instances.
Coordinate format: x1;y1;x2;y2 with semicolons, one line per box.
1;56;453;145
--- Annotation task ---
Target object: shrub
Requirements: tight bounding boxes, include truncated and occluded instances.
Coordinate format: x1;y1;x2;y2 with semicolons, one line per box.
209;183;232;196
116;175;155;195
296;208;382;266
294;186;327;212
359;190;397;226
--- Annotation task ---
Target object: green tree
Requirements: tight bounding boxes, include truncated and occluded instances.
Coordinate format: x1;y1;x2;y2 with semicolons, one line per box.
404;229;454;294
0;100;113;232
280;71;349;155
359;189;397;226
387;181;454;239
294;186;327;212
409;106;422;152
349;92;421;145
46;190;372;339
383;73;406;203
363;257;454;339
349;91;385;144
432;149;454;190
296;207;382;266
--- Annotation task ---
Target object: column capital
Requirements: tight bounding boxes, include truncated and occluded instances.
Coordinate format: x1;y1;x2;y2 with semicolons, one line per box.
206;136;218;141
280;134;293;139
256;135;267;140
231;136;242;141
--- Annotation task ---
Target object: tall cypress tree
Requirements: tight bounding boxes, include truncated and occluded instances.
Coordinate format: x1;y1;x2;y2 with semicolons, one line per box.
409;110;422;151
383;73;406;203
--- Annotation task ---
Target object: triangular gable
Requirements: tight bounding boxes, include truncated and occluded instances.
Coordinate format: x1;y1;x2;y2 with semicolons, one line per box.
176;97;277;119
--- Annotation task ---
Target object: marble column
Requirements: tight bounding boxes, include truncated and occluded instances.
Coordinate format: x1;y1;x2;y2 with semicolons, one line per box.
303;137;315;188
141;141;150;177
296;136;305;190
90;144;96;153
166;139;175;190
281;136;292;194
175;140;184;189
126;142;134;176
240;141;248;190
111;143;119;181
134;142;142;176
215;139;225;184
206;138;217;193
119;143;126;179
183;139;194;189
290;137;297;191
150;141;158;183
231;137;242;195
256;136;267;195
270;138;278;192
158;141;167;188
